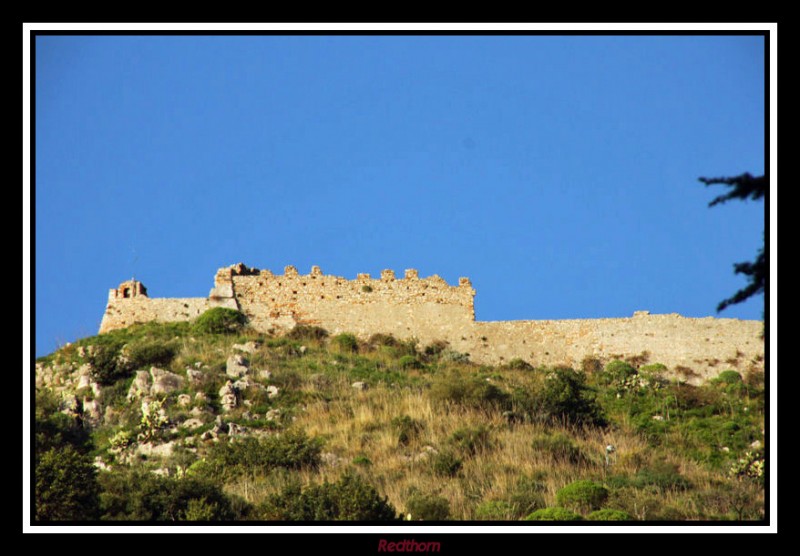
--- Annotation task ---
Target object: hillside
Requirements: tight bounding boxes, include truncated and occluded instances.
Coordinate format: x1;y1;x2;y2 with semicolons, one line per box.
34;308;766;522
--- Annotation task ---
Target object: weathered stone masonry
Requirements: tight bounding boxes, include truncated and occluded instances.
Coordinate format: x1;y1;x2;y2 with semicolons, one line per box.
100;263;764;381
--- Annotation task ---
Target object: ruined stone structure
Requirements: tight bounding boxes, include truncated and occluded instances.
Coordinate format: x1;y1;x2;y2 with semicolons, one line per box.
100;263;764;381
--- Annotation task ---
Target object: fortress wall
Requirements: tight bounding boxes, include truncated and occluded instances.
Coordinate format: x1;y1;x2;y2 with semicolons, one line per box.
99;296;209;333
230;266;476;340
462;313;764;381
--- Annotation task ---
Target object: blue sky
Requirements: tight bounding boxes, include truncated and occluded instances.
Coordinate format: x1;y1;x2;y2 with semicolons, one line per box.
34;34;766;357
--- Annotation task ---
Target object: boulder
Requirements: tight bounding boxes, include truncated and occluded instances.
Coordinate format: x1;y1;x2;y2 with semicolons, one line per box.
257;368;272;380
266;385;280;399
232;341;259;354
150;367;185;395
226;354;250;378
218;380;239;411
82;398;102;425
180;418;205;430
265;409;281;421
177;394;192;407
351;381;368;391
186;369;204;386
127;370;152;401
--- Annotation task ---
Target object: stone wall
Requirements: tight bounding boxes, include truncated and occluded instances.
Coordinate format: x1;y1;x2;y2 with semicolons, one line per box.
98;264;764;381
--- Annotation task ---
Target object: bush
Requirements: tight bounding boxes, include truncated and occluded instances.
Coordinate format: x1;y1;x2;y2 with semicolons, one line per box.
368;333;399;348
192;308;247;335
524;507;583;521
531;433;588;465
430;376;510;412
714;370;743;385
332;333;359;353
398;355;423;369
35;445;100;521
423;341;449;359
507;358;534;371
98;470;241;520
192;430;322;481
127;342;176;370
634;462;691;491
556;480;609;512
406;493;450;520
431;451;462;477
260;473;398;521
448;425;493;456
391;415;423;446
475;500;514;520
586;509;632;521
86;341;132;386
287;325;329;341
537;368;606;427
602;360;637;385
581;357;603;374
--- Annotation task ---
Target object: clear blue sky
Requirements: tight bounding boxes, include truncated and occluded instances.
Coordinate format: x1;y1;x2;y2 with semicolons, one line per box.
34;34;766;357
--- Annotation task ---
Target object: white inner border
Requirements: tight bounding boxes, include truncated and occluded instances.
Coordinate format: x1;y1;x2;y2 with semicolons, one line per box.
23;21;778;535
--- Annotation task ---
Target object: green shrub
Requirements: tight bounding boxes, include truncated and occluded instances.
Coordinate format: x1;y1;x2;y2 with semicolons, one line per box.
507;477;547;518
581;357;603;374
98;469;241;521
352;455;372;467
86;341;133;386
423;341;449;358
602;360;637;385
361;285;373;293
634;462;691;491
556;480;609;512
448;425;493;456
714;370;743;385
524;507;583;521
35;445;100;521
260;472;398;521
586;509;632;521
286;325;329;341
391;415;423;446
430;376;510;412
368;333;399;348
431;451;462;477
192;430;322;481
475;500;515;520
531;432;588;465
192;308;247;335
332;333;359;353
398;355;423;369
406;493;450;520
537;368;606;427
127;342;176;370
507;358;533;371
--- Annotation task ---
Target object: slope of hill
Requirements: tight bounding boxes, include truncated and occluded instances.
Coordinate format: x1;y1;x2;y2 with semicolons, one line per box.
33;309;766;522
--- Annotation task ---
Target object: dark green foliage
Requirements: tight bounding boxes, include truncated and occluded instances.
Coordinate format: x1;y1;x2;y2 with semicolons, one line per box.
36;445;100;521
398;355;423;369
581;356;603;374
602;360;637;385
431;451;462;477
634;462;691;491
699;173;765;312
98;470;241;520
332;333;359;353
361;285;373;293
260;473;398;521
127;342;176;370
430;375;510;412
507;358;533;371
287;325;329;341
474;500;515;520
192;430;322;481
406;492;450;520
537;368;606;427
368;333;399;348
586;509;632;521
448;425;493;455
352;455;372;467
556;480;609;512
192;308;247;335
423;340;449;359
391;415;423;446
35;389;101;521
507;477;547;518
524;507;583;521
714;370;743;385
86;341;132;386
531;432;589;465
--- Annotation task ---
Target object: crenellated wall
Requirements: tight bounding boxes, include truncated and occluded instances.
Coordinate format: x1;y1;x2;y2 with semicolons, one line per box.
98;264;764;381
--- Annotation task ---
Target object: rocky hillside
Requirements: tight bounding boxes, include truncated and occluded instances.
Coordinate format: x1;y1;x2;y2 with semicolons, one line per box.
34;308;766;522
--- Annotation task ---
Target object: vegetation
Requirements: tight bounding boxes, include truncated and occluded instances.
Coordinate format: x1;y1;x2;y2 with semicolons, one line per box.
33;321;766;522
192;308;247;335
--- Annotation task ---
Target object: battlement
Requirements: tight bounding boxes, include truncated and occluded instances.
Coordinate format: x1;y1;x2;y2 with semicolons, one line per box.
98;262;764;382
